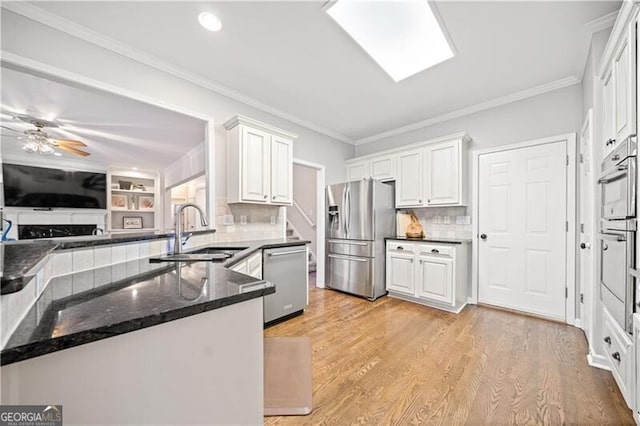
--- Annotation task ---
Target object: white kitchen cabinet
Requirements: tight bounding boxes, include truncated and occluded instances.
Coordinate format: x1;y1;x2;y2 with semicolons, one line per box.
416;253;453;304
396;149;425;208
613;23;636;145
424;139;468;206
386;244;415;296
347;161;370;181
634;313;640;421
370;154;396;181
602;306;634;408
225;115;297;205
346;154;395;182
386;240;469;313
600;14;637;156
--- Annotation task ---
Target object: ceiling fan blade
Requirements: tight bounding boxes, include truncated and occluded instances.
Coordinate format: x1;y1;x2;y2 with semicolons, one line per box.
57;145;91;157
54;139;87;147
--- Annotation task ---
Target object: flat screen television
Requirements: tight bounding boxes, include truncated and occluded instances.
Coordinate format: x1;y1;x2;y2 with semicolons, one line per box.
2;163;107;209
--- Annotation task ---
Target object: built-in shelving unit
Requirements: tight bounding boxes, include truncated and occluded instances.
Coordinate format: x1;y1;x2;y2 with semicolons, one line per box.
107;168;160;233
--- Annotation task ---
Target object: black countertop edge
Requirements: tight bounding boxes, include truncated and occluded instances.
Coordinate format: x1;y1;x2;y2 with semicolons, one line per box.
385;236;471;245
0;286;275;366
55;229;217;250
1;242;58;295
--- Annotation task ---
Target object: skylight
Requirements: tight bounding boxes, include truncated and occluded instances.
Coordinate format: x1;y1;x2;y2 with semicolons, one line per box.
325;0;454;82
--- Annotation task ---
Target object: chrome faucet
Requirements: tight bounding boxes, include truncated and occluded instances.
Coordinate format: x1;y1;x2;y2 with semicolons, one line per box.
173;203;209;254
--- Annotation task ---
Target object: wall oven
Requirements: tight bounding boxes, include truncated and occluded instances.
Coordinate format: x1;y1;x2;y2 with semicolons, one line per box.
599;137;637;334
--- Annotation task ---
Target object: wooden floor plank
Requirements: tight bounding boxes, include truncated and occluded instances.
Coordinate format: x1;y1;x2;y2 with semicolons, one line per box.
264;277;634;425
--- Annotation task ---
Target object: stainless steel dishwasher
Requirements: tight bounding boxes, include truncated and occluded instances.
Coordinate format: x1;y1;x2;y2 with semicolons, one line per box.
263;245;308;324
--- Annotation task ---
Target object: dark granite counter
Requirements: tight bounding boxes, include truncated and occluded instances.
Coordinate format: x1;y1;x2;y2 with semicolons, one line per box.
1;258;274;366
386;236;472;245
1;230;217;294
1;238;308;365
1;242;58;294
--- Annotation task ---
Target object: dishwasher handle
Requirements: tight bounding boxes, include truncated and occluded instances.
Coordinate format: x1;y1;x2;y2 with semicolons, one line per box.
267;249;307;257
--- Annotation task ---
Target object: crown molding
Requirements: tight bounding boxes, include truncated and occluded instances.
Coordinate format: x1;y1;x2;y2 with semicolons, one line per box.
354;76;581;146
1;1;354;144
223;114;298;140
597;1;639;78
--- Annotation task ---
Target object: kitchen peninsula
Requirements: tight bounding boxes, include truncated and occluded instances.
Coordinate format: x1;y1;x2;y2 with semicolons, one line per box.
0;232;308;425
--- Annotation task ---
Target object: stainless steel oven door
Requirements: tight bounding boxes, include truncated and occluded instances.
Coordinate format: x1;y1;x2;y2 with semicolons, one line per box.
600;156;636;220
600;230;635;333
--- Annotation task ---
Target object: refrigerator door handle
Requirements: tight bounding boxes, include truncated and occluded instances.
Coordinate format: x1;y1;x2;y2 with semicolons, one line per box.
328;254;368;262
346;184;351;235
342;186;348;235
328;239;367;246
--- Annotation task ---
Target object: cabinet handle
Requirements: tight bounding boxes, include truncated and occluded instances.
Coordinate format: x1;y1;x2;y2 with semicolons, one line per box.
427;199;431;203
603;244;608;251
419;259;423;264
611;154;620;161
418;199;422;203
604;336;611;345
272;196;276;199
431;249;439;254
410;259;414;263
397;246;404;250
263;195;267;199
612;352;621;362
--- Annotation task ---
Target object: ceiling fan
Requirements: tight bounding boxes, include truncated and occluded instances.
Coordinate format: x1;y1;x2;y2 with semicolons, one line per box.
1;114;90;157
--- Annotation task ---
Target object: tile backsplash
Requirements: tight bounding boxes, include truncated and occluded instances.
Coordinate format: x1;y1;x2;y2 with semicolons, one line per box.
398;206;472;239
214;197;285;241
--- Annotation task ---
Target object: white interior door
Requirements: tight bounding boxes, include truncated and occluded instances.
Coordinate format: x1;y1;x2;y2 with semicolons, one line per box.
478;140;567;320
579;111;594;336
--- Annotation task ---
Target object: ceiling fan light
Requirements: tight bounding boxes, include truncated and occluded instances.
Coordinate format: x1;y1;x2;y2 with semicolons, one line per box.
40;144;55;155
22;141;38;153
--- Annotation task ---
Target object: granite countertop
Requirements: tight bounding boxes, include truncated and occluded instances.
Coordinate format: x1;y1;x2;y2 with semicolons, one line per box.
386;236;472;245
1;238;308;365
1;230;217;294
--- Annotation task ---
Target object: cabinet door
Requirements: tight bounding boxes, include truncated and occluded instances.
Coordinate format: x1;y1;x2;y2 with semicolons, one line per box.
603;67;616;155
425;141;460;205
270;136;293;204
347;161;370;181
386;252;415;295
370;155;396;181
241;126;270;202
396;149;424;207
613;25;637;144
417;255;453;304
247;251;262;279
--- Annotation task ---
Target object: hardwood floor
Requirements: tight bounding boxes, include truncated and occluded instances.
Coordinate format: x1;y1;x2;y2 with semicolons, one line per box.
264;276;634;425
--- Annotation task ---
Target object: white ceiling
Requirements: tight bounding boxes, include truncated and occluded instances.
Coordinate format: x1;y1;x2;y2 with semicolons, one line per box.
1;65;206;169
19;0;620;144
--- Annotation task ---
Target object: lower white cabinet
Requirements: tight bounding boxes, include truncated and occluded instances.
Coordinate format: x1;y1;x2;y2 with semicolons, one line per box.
386;240;468;312
604;307;634;408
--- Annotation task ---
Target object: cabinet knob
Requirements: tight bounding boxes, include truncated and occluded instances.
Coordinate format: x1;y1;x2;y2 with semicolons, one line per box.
419;259;423;264
480;234;487;240
427;199;431;203
263;195;267;199
612;352;621;362
604;336;611;345
272;196;276;200
431;249;439;253
418;199;422;203
397;246;404;250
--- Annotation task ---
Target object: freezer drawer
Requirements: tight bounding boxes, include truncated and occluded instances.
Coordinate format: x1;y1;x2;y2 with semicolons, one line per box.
326;253;375;299
326;239;374;257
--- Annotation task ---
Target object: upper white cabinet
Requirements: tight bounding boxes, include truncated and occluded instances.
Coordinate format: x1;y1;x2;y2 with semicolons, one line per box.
346;154;396;181
396;149;424;207
346;133;470;208
599;10;637;156
424;139;468;206
225;115;297;205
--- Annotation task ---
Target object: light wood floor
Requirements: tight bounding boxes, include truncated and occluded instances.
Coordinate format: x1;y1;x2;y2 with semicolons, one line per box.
264;275;634;425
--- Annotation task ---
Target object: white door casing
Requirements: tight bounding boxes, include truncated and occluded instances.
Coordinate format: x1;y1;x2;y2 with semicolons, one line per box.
579;110;594;343
477;139;568;321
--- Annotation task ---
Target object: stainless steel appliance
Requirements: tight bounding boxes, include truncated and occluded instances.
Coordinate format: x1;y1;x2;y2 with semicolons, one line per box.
325;179;395;300
263;245;309;323
599;137;637;333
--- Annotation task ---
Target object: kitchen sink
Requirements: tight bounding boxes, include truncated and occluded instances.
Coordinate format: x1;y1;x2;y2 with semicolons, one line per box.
149;247;248;263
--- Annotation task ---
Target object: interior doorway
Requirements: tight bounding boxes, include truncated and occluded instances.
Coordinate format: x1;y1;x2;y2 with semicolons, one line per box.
579;110;595;341
167;174;207;231
289;159;325;287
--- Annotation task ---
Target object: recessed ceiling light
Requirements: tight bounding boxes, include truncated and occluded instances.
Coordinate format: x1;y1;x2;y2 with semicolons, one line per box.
325;0;454;82
198;12;222;32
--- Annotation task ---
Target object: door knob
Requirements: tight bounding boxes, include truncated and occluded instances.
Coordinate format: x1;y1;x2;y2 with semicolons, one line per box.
480;234;487;240
580;242;590;249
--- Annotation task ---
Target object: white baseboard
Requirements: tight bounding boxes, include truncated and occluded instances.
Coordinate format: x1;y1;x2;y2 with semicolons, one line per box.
587;352;611;371
574;319;582;329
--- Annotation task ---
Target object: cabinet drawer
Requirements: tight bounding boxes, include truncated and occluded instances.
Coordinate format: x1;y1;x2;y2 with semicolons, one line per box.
418;244;453;258
387;241;417;253
602;307;632;403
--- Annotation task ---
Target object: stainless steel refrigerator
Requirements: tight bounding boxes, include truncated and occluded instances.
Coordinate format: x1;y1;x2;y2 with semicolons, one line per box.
325;179;395;300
